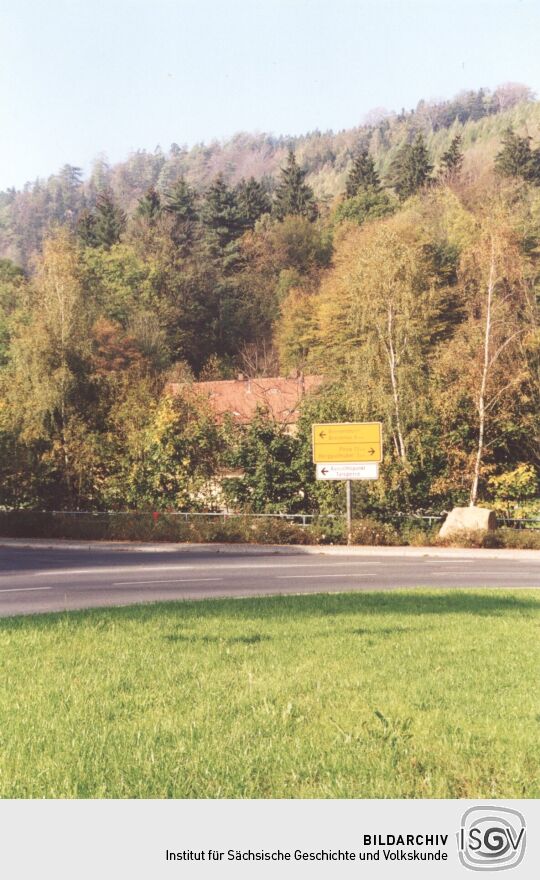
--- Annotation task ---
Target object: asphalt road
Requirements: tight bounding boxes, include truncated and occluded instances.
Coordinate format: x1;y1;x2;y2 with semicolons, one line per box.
0;544;538;616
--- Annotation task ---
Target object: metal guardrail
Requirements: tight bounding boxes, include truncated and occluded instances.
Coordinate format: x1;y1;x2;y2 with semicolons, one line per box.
499;517;540;530
1;509;539;529
390;512;445;527
0;510;331;528
390;511;540;530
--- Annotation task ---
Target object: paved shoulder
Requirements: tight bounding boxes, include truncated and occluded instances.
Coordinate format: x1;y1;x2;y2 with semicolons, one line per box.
1;537;540;561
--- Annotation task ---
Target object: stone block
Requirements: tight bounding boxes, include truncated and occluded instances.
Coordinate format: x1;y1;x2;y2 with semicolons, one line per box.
439;506;497;538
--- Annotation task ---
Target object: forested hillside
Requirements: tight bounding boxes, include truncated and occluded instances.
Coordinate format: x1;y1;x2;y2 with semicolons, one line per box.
1;83;538;267
0;83;539;516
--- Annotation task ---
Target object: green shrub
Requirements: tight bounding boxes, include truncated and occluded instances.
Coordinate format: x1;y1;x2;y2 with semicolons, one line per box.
247;518;315;545
495;528;540;550
394;518;440;546
435;528;503;548
310;516;346;545
488;464;538;514
435;526;540;549
2;511;540;549
401;524;438;546
107;514;168;541
204;518;251;543
349;517;402;546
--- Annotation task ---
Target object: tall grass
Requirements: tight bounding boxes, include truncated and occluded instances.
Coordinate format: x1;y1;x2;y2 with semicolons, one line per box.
1;510;540;547
1;589;538;798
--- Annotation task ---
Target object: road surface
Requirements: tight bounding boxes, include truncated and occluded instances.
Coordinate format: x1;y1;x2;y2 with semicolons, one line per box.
0;544;538;616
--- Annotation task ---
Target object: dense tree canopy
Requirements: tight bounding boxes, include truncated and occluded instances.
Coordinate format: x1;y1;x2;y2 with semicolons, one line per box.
0;87;539;516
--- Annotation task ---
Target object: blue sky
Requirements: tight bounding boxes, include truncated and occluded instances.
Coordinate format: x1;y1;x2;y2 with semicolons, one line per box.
1;0;540;190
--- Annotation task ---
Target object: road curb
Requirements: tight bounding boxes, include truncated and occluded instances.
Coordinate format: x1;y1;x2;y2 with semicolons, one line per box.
1;537;539;561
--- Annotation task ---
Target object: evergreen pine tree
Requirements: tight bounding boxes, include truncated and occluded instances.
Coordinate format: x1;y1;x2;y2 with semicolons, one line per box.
76;208;98;248
201;174;243;250
136;186;161;222
273;150;317;221
390;134;433;200
345;148;381;197
164;177;199;253
92;191;125;247
439;134;464;178
495;128;534;180
527;146;540;184
236;177;271;229
165;177;198;222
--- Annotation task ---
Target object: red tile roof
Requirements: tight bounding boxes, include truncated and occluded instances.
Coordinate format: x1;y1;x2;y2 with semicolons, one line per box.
168;374;325;425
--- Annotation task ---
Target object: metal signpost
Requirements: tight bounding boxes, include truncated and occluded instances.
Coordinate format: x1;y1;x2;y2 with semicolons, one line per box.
312;422;382;541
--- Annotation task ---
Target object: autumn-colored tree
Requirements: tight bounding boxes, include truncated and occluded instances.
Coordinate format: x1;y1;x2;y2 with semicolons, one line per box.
307;208;465;510
82;242;157;326
3;229;97;505
119;388;224;509
0;259;26;365
434;206;538;505
228;216;330;371
270;215;332;274
90;318;145;376
276;287;319;372
333;189;395;227
313;216;441;463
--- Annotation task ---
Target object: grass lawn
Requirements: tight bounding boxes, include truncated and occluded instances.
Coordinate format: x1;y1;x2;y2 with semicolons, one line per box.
0;589;538;798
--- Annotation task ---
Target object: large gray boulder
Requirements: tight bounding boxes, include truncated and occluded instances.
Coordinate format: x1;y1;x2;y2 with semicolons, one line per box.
439;506;497;539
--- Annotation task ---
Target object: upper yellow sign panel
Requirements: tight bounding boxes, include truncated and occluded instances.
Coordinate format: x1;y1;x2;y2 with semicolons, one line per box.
312;422;383;463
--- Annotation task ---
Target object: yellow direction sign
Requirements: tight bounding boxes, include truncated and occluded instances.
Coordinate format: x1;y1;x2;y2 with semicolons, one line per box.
312;422;382;463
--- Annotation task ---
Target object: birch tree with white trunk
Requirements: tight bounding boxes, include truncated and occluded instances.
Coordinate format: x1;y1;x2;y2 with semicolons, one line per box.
437;209;535;506
314;216;440;466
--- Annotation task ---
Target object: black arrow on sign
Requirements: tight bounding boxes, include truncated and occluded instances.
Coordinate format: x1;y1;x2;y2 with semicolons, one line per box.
321;467;328;475
319;431;327;438
368;448;375;455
